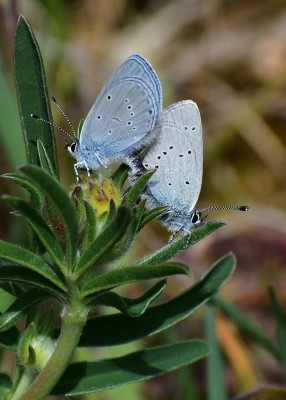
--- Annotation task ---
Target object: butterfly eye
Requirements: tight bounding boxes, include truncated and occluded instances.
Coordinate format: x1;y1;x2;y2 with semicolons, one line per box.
70;140;78;153
190;210;202;225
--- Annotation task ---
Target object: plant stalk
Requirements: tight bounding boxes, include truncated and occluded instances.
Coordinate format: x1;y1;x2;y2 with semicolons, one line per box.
17;300;87;400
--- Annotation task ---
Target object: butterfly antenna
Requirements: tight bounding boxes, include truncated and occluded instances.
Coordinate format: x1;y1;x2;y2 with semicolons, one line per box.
31;114;74;141
199;205;249;213
51;96;77;138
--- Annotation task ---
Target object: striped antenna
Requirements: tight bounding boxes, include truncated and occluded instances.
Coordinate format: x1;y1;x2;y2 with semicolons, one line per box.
200;205;249;213
50;96;77;138
31;96;77;141
31;114;74;141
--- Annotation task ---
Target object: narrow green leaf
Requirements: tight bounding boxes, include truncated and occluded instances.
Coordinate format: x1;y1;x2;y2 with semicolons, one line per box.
81;262;190;297
134;221;224;266
0;58;24;168
102;199;117;229
37;140;57;177
2;172;44;206
20;165;78;266
206;303;227;400
0;240;66;291
110;163;130;189
81;201;97;250
90;280;167;316
14;15;58;176
78;253;235;346
52;340;209;395
0;326;19;350
3;195;65;272
19;322;37;366
38;308;55;336
0;288;15;311
138;206;169;231
0;282;23;298
116;201;146;251
0;265;66;300
269;285;286;368
75;207;131;278
0;372;13;397
97;202;146;265
122;170;155;208
71;185;86;231
0;289;51;332
214;295;280;360
128;201;146;236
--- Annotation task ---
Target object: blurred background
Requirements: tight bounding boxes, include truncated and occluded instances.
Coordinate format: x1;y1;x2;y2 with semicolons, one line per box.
1;0;286;399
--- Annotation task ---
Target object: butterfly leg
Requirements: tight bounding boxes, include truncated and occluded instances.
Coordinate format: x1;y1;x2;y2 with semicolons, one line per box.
94;152;112;173
73;163;82;184
74;160;89;183
83;160;91;177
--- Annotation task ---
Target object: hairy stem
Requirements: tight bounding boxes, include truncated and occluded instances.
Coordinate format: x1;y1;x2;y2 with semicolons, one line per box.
17;300;87;400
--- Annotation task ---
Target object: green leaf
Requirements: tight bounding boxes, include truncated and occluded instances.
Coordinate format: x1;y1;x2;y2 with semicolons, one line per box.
78;253;235;346
0;282;22;298
116;201;146;252
14;15;58;176
0;289;52;332
138;205;169;231
2;172;44;207
38;308;55;335
37;140;57;177
0;240;66;291
97;202;146;266
90;280;167;316
81;201;97;250
3;195;65;272
71;185;86;231
74;207;131;278
205;303;227;400
110;163;130;189
214;295;280;361
269;285;286;368
102;199;117;229
0;326;20;350
20;165;78;266
128;201;146;237
0;265;65;300
122;170;155;208
134;221;224;266
0;372;13;397
0;57;25;168
19;322;37;366
81;262;190;297
52;340;209;396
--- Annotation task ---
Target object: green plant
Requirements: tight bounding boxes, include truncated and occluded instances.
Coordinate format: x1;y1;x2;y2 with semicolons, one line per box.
0;15;236;400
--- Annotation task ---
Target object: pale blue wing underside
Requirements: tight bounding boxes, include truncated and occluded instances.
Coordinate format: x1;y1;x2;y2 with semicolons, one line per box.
80;54;162;159
102;54;162;105
142;100;203;213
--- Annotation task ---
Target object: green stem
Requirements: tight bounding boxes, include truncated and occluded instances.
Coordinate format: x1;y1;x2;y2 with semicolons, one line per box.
9;369;36;400
18;300;87;400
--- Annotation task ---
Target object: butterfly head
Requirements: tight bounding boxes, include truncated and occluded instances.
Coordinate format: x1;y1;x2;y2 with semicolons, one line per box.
65;138;79;156
190;209;206;227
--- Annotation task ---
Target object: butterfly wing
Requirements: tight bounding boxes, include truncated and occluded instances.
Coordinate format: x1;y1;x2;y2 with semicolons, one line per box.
142;100;203;214
80;54;162;159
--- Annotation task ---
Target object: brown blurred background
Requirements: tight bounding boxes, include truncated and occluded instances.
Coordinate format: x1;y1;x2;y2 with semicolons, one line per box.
1;1;286;399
